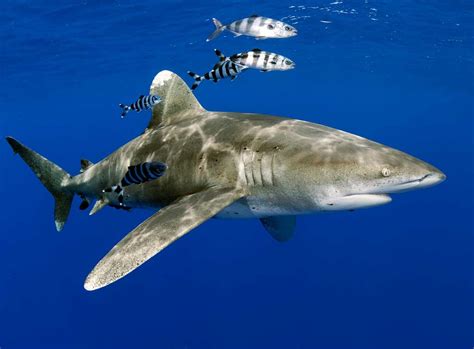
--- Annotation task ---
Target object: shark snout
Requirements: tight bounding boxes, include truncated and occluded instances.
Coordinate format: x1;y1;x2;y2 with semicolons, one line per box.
416;170;446;188
381;168;446;194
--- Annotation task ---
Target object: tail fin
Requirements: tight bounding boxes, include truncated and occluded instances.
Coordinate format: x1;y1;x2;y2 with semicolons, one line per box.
187;71;203;90
6;137;74;231
206;18;225;42
214;49;227;62
119;103;131;118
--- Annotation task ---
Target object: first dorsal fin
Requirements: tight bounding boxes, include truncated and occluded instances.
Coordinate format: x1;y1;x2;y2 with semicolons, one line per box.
147;70;205;129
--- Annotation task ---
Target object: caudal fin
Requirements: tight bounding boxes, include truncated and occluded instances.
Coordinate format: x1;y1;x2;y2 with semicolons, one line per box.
206;18;225;42
214;49;227;62
6;137;74;231
119;103;131;118
187;71;204;90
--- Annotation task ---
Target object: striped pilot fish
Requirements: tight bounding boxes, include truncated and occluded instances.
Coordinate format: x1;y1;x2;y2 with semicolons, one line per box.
187;49;247;90
207;14;297;41
231;48;295;72
103;161;167;206
119;94;161;118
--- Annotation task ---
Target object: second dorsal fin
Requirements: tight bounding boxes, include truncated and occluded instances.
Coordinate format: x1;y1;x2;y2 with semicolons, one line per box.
147;70;205;129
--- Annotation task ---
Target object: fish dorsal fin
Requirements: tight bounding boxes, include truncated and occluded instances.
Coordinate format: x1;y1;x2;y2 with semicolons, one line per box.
147;70;204;129
80;159;94;173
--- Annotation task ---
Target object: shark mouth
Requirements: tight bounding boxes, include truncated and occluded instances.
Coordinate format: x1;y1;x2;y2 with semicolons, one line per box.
381;172;446;194
324;172;446;211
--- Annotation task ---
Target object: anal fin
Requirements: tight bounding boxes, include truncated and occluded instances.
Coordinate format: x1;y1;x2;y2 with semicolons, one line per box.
260;216;296;242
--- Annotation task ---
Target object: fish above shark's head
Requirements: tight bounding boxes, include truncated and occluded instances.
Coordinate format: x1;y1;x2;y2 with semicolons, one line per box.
277;125;446;211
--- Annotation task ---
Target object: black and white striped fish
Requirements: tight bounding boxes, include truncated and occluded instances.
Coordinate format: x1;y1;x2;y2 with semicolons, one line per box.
207;15;297;41
103;161;167;206
119;94;161;118
187;49;246;90
231;49;295;72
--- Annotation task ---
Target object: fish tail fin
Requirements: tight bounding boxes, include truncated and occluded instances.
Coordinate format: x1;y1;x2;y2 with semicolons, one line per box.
6;137;74;231
214;49;227;62
206;18;225;42
119;103;131;118
187;71;203;90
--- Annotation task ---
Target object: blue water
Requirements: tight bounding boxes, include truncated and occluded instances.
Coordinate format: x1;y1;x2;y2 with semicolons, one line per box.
1;1;472;348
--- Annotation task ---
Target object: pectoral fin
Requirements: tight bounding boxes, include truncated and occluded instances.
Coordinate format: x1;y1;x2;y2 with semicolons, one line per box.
84;186;247;291
260;216;296;242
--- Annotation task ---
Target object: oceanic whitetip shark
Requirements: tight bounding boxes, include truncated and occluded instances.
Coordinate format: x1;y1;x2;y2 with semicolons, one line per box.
6;70;446;291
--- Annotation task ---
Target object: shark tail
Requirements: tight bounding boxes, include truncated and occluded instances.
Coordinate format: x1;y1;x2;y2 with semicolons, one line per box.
206;18;225;42
6;136;74;231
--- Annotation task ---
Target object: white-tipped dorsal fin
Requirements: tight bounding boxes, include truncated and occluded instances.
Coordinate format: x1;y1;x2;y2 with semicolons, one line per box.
147;70;205;129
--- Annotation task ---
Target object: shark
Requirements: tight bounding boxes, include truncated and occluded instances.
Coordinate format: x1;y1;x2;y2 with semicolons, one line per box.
5;70;446;291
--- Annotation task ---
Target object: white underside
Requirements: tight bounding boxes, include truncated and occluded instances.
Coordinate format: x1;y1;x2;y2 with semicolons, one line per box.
215;193;392;219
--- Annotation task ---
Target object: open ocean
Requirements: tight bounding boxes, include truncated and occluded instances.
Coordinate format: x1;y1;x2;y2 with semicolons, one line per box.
1;1;472;348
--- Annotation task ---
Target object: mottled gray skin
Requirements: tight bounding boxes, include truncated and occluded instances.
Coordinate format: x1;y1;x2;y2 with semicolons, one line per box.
8;70;445;290
68;111;443;217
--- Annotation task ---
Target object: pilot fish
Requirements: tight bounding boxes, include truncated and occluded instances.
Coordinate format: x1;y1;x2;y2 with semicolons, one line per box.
187;49;247;90
119;94;161;118
103;161;167;206
231;49;295;72
207;15;298;41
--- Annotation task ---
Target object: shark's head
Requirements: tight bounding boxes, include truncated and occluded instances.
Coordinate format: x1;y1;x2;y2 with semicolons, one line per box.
280;125;446;212
350;152;446;195
321;142;445;210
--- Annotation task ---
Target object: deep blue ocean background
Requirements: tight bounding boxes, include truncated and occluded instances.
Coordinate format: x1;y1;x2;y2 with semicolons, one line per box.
1;1;473;348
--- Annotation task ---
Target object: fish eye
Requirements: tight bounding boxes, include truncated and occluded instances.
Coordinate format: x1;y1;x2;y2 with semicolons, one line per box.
285;60;292;65
285;26;292;31
267;24;275;30
381;168;391;177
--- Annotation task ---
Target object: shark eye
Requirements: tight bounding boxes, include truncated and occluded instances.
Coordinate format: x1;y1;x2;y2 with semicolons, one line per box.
381;168;391;177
